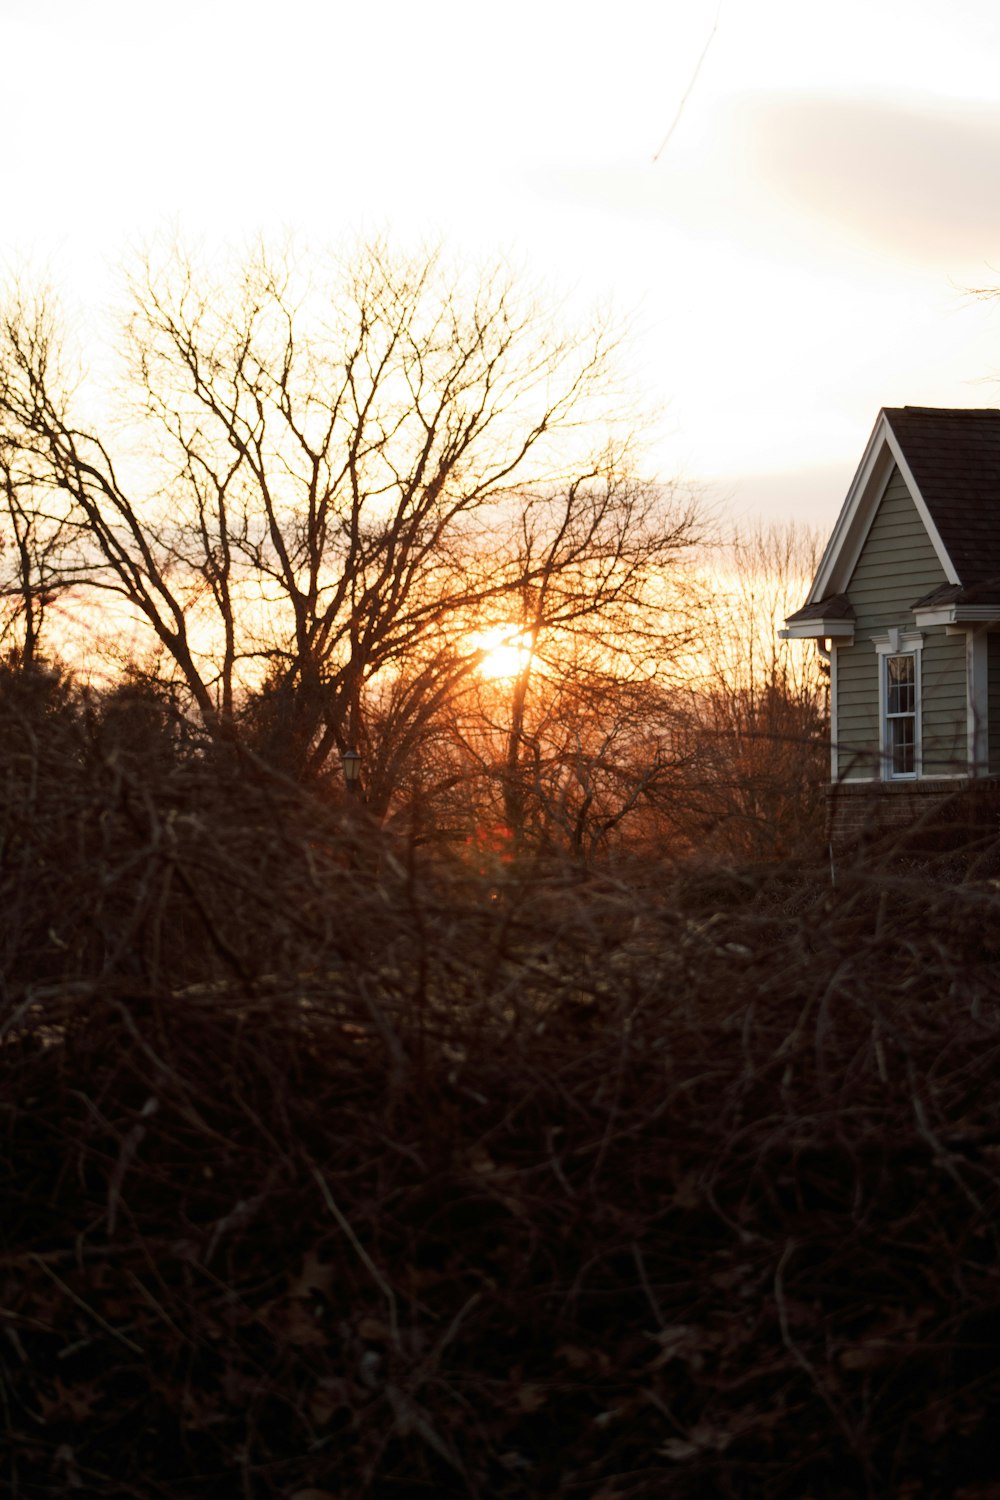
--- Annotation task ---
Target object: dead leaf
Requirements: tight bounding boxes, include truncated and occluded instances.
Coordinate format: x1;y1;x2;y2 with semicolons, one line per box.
308;1385;344;1426
263;1297;327;1348
357;1315;390;1342
290;1249;333;1301
37;1378;102;1423
671;1172;701;1209
659;1423;732;1461
659;1438;701;1462
513;1383;548;1413
839;1341;896;1370
645;1324;704;1369
556;1342;596;1371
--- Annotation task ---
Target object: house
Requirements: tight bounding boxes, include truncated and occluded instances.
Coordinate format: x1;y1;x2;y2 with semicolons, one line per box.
782;407;1000;843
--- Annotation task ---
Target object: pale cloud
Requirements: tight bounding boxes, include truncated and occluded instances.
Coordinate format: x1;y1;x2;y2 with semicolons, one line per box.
742;94;1000;269
709;463;859;531
526;93;1000;279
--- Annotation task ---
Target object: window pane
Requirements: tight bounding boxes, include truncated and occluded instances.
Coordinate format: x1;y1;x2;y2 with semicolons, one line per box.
890;715;914;776
887;655;915;715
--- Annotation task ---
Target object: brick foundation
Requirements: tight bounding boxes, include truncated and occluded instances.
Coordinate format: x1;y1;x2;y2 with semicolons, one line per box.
827;776;1000;849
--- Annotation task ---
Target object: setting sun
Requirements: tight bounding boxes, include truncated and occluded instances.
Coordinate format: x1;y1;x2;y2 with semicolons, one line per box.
472;626;535;681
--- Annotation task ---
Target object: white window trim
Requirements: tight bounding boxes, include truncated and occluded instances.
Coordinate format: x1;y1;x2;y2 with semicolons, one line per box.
964;626;990;777
873;630;923;780
826;641;839;782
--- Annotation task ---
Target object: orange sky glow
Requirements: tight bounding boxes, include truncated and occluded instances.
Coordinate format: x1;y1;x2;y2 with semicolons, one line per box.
5;0;1000;536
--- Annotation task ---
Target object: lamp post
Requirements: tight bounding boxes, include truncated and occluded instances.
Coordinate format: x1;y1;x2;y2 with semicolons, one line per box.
341;748;362;799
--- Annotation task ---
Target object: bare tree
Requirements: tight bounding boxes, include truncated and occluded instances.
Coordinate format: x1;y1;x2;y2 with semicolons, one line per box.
0;242;703;810
698;521;826;711
400;474;704;855
441;665;692;857
665;522;829;859
0;427;73;668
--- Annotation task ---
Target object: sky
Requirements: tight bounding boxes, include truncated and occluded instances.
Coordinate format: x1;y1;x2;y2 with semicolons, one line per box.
5;0;1000;532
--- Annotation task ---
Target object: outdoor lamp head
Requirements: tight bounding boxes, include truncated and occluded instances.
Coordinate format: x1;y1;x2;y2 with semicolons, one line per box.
341;749;362;784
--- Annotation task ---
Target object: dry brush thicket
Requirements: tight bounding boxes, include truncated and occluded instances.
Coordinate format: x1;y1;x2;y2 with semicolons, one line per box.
1;669;998;1499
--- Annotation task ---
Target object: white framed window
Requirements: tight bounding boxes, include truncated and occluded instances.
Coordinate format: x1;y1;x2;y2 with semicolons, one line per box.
885;654;916;776
873;630;923;780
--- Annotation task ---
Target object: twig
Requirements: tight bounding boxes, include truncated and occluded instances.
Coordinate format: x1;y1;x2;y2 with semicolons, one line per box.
652;2;723;162
632;1240;666;1329
311;1165;400;1349
774;1239;860;1451
29;1254;144;1357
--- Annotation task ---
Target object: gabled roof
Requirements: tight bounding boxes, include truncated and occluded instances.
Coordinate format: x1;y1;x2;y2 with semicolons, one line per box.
803;407;1000;615
883;407;1000;585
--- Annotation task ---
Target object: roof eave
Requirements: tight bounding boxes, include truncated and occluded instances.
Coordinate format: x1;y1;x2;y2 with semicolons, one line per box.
808;409;961;604
913;604;1000;628
779;620;855;642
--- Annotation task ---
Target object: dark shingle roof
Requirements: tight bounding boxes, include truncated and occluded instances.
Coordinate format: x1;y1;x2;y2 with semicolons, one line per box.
883;407;1000;585
910;576;1000;611
785;592;854;625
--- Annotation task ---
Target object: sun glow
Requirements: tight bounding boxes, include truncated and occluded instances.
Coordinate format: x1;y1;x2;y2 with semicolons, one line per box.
472;626;534;680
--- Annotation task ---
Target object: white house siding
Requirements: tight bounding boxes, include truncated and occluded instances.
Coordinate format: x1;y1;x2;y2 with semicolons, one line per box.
989;633;1000;776
833;642;879;779
835;467;966;779
920;630;969;774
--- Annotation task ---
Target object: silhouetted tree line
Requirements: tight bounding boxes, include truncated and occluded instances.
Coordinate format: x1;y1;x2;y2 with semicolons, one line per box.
0;242;827;862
